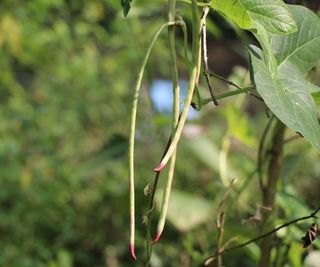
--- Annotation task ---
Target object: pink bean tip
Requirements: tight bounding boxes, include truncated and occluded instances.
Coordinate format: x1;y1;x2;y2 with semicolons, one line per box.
151;232;162;245
154;163;165;173
130;244;137;260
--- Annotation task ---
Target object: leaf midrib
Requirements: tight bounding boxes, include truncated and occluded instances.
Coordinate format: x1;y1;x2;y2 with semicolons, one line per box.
277;34;320;70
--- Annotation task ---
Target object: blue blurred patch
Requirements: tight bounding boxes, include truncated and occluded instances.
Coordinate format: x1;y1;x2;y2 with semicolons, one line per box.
150;79;198;120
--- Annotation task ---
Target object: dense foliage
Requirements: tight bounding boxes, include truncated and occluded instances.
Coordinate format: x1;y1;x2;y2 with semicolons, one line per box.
0;0;319;267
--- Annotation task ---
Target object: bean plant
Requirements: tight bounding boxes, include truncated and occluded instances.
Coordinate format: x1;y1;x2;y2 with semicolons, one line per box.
122;0;320;266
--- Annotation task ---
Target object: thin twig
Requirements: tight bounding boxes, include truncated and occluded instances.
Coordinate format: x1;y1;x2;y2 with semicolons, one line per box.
207;72;242;89
201;7;218;106
217;179;237;213
219;237;238;252
216;212;225;267
201;85;256;105
215;179;237;267
206;72;264;102
203;207;320;266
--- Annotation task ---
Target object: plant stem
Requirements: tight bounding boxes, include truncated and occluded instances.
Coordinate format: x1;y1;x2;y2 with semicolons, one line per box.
129;21;177;260
215;179;236;267
257;116;275;192
207;72;263;101
216;212;225;267
207;72;242;89
201;7;218;105
201;86;255;105
258;119;286;267
181;19;191;73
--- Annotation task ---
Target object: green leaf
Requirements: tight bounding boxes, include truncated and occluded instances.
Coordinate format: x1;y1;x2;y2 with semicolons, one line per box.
252;21;278;76
249;5;320;152
246;0;296;34
249;45;320;151
155;190;212;232
120;0;133;17
211;0;297;34
211;0;251;30
272;5;320;74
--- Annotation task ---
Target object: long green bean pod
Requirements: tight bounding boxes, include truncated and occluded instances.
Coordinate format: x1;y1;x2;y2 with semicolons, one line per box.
152;0;180;245
154;0;201;173
129;21;176;260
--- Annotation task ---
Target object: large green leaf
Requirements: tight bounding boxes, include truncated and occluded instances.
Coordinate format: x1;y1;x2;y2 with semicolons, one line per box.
211;0;296;34
249;45;320;151
249;5;320;152
245;0;296;34
271;5;320;74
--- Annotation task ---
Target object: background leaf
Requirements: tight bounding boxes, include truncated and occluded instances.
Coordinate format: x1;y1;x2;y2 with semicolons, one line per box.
155;189;212;232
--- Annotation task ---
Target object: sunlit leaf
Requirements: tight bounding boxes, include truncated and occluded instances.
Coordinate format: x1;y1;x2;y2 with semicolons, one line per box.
155;190;212;232
211;0;296;34
211;0;251;29
0;15;21;56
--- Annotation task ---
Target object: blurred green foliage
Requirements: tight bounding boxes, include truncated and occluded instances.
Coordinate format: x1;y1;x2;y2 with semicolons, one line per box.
0;0;319;267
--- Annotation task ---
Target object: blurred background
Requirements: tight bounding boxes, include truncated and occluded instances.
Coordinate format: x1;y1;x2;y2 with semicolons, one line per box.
0;0;319;266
